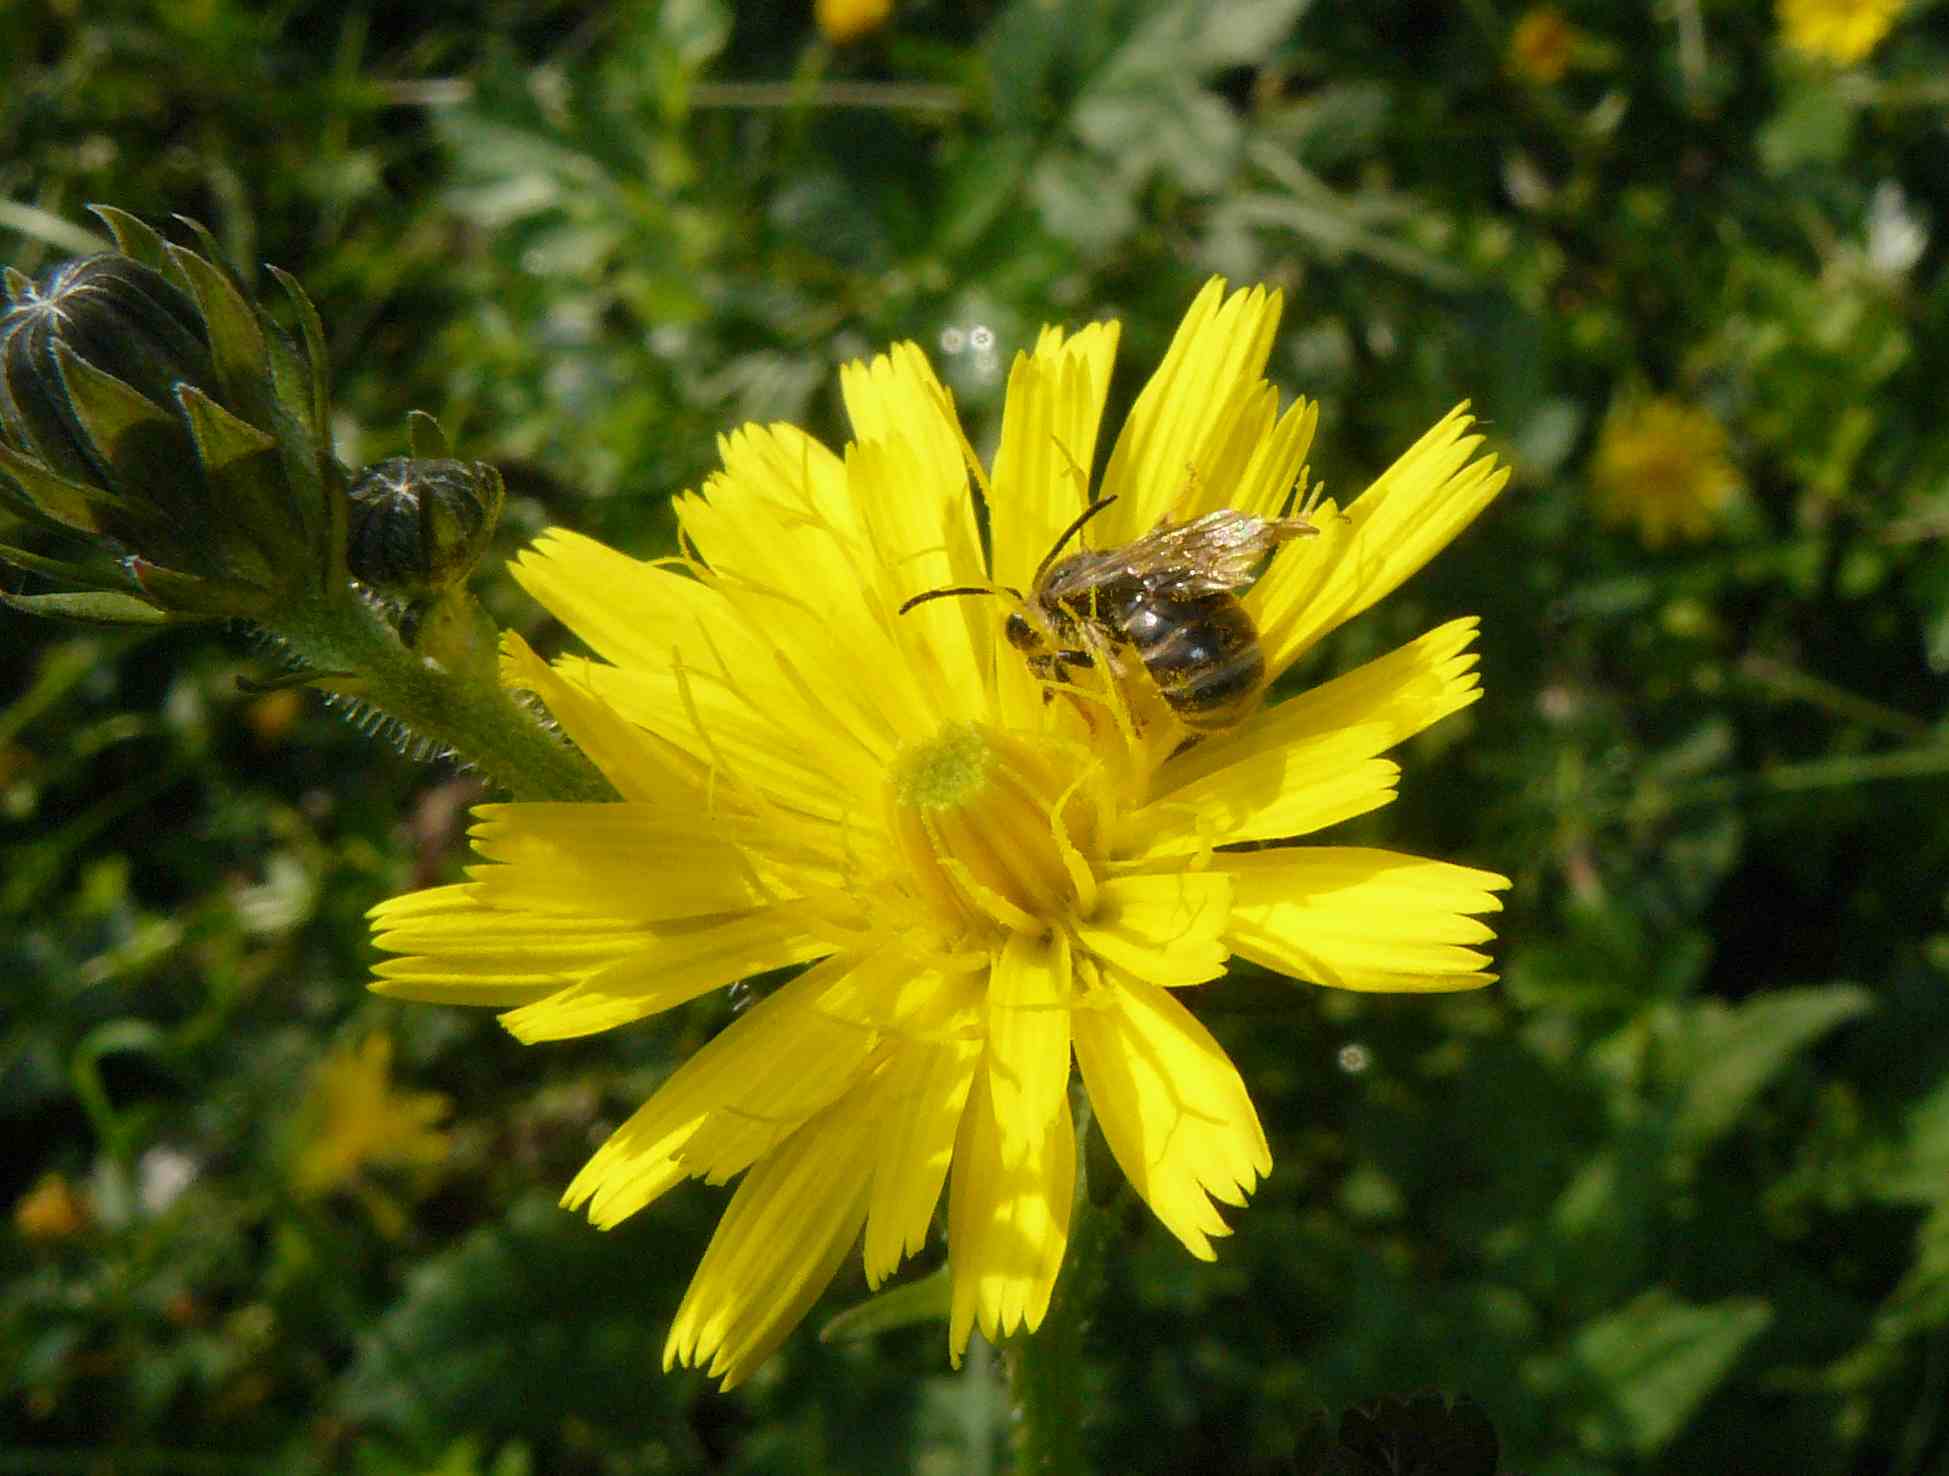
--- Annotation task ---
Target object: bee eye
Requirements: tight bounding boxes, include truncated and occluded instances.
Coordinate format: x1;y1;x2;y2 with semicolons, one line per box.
1004;611;1038;651
345;456;504;597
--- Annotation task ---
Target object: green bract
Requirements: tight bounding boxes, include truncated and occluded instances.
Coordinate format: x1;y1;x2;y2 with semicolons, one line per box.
0;208;344;624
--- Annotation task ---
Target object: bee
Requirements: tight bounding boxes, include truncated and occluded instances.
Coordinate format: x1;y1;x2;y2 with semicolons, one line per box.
900;497;1317;731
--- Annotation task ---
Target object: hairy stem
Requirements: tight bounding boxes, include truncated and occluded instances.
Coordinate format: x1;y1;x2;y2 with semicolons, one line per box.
265;586;616;803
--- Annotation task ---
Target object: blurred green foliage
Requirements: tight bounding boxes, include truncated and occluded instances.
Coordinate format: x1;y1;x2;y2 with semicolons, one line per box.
6;0;1949;1471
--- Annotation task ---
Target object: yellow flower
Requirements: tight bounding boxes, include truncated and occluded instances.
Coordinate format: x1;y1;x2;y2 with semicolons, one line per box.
369;280;1511;1388
1777;0;1902;64
1509;7;1577;85
1591;396;1742;548
816;0;893;45
291;1034;452;1209
14;1172;90;1241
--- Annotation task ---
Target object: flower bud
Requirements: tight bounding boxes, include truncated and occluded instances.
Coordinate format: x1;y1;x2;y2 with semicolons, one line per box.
0;209;341;624
345;456;504;601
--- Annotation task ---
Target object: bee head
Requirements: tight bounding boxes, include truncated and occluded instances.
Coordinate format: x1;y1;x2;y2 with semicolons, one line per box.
1003;609;1041;653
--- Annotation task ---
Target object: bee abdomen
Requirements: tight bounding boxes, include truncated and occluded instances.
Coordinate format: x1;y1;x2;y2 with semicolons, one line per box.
1138;596;1265;730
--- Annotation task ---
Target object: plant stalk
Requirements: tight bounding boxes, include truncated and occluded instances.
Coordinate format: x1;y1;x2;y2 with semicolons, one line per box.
265;585;616;803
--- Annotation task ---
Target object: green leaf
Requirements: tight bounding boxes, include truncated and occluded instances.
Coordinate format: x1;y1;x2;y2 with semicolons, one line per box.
1116;0;1311;74
935;135;1038;257
408;410;454;461
1570;1291;1772;1457
174;381;277;470
0;539;130;590
175;382;290;583
166;243;273;428
1671;984;1874;1154
89;205;172;274
1877;1069;1949;1205
126;555;273;619
268;264;331;438
1030;148;1138;253
0;443;122;537
335;1194;683;1436
1758;79;1856;174
49;341;202;549
0;584;180;624
819;1266;950;1343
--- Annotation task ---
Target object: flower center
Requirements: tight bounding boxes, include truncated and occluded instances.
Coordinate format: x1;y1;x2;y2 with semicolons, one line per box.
887;723;1101;938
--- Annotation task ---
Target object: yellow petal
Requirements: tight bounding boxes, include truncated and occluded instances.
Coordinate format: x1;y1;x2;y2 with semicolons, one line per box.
985;929;1074;1165
1164;618;1482;791
947;1065;1075;1361
862;1035;982;1287
464;803;769;921
1096;279;1284;540
1073;972;1269;1259
508;527;751;688
1074;873;1233;987
1218;392;1318;522
1223;848;1511;992
500;629;700;803
835;345;996;722
664;1084;879;1389
1256;406;1509;675
686;419;983;740
368;883;648;1007
849;433;990;726
511;531;865;817
560;955;876;1227
499;908;832;1043
1121;735;1401;859
1125;617;1485;855
840;342;967;508
989;322;1122;593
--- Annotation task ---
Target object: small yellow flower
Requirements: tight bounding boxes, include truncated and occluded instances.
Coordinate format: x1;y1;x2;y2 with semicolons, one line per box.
291;1034;452;1205
1591;396;1742;548
14;1172;90;1241
370;280;1511;1387
245;687;306;745
816;0;892;45
1509;7;1577;84
1778;0;1903;64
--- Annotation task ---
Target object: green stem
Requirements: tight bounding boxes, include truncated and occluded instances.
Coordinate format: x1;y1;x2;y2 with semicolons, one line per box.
1736;653;1931;741
1006;1096;1117;1476
1627;743;1949;822
265;586;616;803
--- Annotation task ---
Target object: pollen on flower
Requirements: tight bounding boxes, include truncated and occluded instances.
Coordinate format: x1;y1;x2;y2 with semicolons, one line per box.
888;724;1100;936
891;722;994;811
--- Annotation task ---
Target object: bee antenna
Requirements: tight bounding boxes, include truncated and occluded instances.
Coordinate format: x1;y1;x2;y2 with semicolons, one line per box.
898;585;1005;615
1033;497;1118;587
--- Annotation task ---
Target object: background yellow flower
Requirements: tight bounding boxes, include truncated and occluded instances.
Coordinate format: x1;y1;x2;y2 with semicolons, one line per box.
1591;396;1742;547
1509;7;1577;84
817;0;893;45
290;1034;452;1230
1778;0;1903;63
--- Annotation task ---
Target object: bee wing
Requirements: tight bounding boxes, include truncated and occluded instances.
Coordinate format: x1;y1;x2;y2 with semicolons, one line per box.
1036;545;1144;604
1130;510;1317;597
